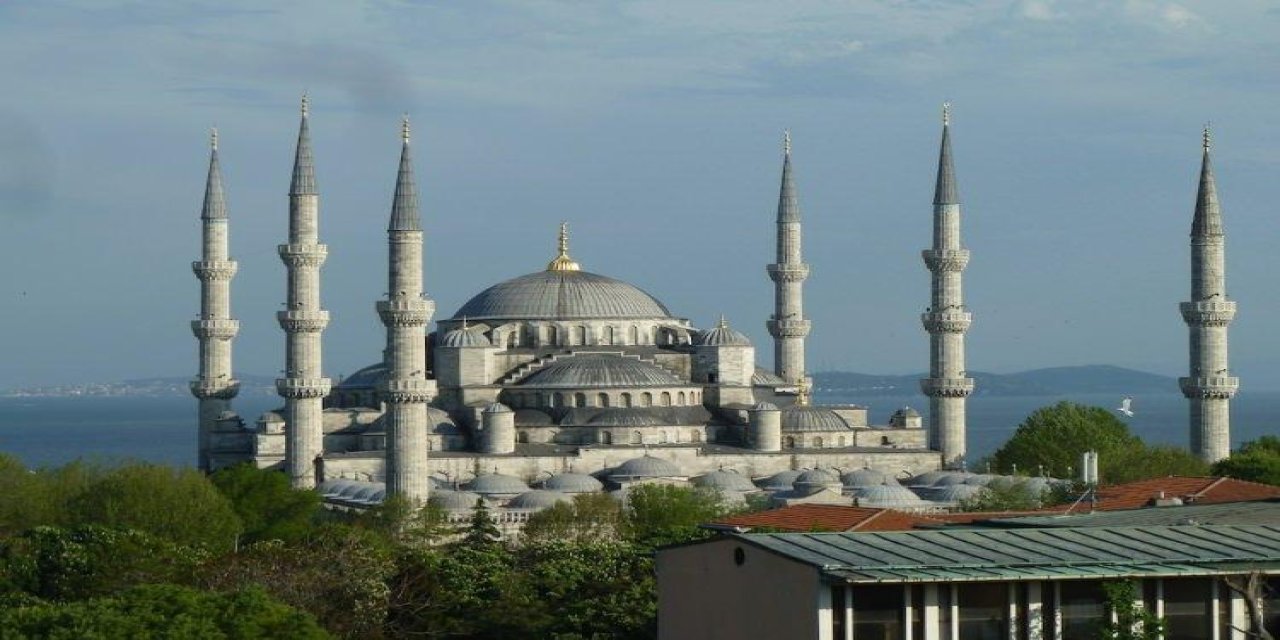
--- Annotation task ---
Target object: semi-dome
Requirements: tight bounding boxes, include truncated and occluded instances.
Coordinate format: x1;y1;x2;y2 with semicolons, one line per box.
934;472;974;487
542;472;605;493
335;363;386;389
697;317;752;347
586;408;667;427
610;455;683;480
463;473;530;495
429;490;485;511
483;402;512;414
692;470;758;493
751;401;779;412
907;470;951;487
520;355;683;388
440;326;491;348
780;406;851;432
452;270;672;321
506;490;573;510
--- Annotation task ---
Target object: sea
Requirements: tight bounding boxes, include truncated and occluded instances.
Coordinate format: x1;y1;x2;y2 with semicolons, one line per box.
0;392;1277;469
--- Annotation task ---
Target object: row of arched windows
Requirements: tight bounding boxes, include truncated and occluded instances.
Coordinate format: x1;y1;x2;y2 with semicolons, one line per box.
500;323;657;348
505;389;702;410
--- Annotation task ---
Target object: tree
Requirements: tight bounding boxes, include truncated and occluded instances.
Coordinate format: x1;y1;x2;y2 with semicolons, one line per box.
522;492;624;544
462;498;502;547
0;583;331;639
0;457;109;535
990;402;1140;479
956;478;1047;512
1105;444;1209;485
1099;580;1164;640
624;484;731;548
1214;436;1280;486
210;464;321;545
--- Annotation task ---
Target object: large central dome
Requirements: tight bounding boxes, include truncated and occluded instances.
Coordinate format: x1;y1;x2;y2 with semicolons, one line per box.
452;270;672;321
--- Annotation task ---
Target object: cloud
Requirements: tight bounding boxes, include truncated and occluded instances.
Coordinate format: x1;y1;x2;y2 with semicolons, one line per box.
0;113;55;218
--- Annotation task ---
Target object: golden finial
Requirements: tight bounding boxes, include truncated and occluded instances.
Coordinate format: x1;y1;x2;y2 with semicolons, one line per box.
717;314;728;329
461;316;468;330
783;129;791;155
401;113;411;144
795;377;812;407
210;126;218;151
546;221;581;271
301;92;309;117
1203;122;1211;152
942;101;951;126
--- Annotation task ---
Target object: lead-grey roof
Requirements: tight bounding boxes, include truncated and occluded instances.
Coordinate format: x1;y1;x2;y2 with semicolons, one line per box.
984;500;1280;529
586;408;668;427
201;143;226;220
752;368;786;386
290;112;316;196
781;406;852;432
451;270;672;321
611;455;683;479
776;145;800;222
541;472;605;493
1192;146;1223;237
520;355;683;388
463;473;530;495
735;524;1280;583
506;489;573;511
693;470;759;493
697;319;752;347
388;137;421;232
933;121;958;205
439;327;491;348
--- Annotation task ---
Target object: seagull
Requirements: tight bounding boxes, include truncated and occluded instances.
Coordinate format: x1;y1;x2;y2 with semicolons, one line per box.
1116;396;1134;418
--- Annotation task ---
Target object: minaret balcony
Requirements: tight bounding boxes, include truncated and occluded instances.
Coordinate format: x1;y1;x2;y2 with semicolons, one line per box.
191;318;240;340
377;298;435;327
191;260;238;281
920;377;975;398
1179;376;1239;399
767;318;812;338
921;310;972;333
1180;300;1236;326
922;249;970;272
276;377;332;399
277;243;328;268
377;377;437;403
277;310;330;333
766;263;810;283
190;378;240;399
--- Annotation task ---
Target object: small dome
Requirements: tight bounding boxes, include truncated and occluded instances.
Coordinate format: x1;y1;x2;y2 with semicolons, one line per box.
521;355;684;388
692;470;758;493
463;473;531;495
697;317;752;347
841;468;892;488
893;406;921;418
429;490;485;511
933;484;986;503
335;363;387;389
934;473;973;487
440;327;491;348
755;469;803;491
483;402;512;414
610;455;683;480
587;408;667;427
964;474;995;487
855;483;927;508
906;470;950;487
542;473;605;494
751;401;780;412
780;406;851;432
794;468;840;492
506;490;573;511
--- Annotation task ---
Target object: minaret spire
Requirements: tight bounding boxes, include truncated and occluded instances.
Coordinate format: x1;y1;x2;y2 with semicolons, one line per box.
1180;125;1237;463
378;114;437;503
767;129;810;388
277;95;331;489
191;128;241;471
920;104;974;468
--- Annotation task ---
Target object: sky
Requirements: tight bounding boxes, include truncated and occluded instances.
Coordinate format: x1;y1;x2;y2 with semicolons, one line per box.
0;0;1278;390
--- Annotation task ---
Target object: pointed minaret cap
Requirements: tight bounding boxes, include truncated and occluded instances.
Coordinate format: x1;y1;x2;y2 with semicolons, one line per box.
1192;123;1222;236
776;129;800;222
546;222;582;271
201;127;227;220
290;93;317;196
934;102;959;205
388;114;421;232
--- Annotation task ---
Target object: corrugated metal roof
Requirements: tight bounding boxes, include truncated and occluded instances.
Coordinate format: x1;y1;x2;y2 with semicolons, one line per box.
984;500;1280;529
738;525;1280;583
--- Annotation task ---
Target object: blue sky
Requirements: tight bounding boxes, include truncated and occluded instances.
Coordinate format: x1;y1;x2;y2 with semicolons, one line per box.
1;1;1278;389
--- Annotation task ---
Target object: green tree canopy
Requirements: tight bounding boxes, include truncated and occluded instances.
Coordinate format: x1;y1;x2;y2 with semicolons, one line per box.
1213;436;1280;486
210;464;321;544
522;492;624;544
624;484;731;548
989;402;1141;479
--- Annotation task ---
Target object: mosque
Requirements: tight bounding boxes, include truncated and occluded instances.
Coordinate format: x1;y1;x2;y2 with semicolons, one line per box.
190;98;1235;511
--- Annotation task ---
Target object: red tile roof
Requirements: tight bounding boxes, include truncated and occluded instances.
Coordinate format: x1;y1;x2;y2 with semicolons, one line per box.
708;504;944;533
1091;476;1280;510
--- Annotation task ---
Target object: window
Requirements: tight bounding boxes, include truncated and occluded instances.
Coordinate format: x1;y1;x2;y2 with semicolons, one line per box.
850;584;903;639
784;436;796;449
574;393;587;408
677;392;686;405
517;432;529;444
603;326;615;345
641;393;653;407
1164;579;1212;640
601;431;612;445
660;392;671;406
659;431;669;443
1059;581;1104;640
629;325;639;344
691;430;702;443
631;430;642;444
621;393;632;407
958;582;1008;640
598;393;609;407
813;437;824;448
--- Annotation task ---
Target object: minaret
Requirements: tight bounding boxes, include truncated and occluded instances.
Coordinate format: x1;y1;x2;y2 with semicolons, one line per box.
378;116;437;503
277;95;331;488
190;128;240;472
1179;126;1237;463
920;103;974;468
766;130;811;386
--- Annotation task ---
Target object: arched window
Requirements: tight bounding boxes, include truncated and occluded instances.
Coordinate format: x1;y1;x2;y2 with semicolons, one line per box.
553;392;564;408
881;435;892;446
518;432;529;444
659;431;669;444
641;392;653;407
813;436;824;448
506;331;518;348
629;325;639;344
601;431;612;445
603;326;615;345
631;430;642;444
677;392;686;405
691;430;702;443
572;325;586;345
784;436;796;449
597;393;609;408
548;325;559;345
621;393;632;408
574;393;586;408
660;392;671;407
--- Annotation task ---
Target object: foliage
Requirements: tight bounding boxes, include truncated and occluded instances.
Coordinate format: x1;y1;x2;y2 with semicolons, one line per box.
1104;444;1209;485
197;524;395;638
1099;580;1164;640
515;541;657;639
354;495;453;546
463;498;502;547
0;583;330;639
210;464;321;545
0;457;109;535
68;464;242;552
523;493;624;544
0;525;206;602
1213;436;1280;486
956;479;1046;512
624;484;732;549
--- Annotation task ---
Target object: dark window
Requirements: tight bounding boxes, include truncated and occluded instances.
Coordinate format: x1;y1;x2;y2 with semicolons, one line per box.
1060;581;1104;640
1041;582;1057;640
850;584;903;639
958;582;1008;640
940;584;954;640
1164;579;1212;640
832;585;846;640
910;585;925;640
1264;578;1280;638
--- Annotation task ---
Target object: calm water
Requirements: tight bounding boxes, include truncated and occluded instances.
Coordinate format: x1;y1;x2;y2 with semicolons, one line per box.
0;392;1276;468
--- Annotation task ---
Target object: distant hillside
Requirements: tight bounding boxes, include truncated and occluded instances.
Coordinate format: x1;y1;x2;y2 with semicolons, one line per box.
814;365;1178;397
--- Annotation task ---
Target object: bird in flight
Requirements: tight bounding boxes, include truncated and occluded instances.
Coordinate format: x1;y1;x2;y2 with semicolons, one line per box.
1116;396;1134;418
